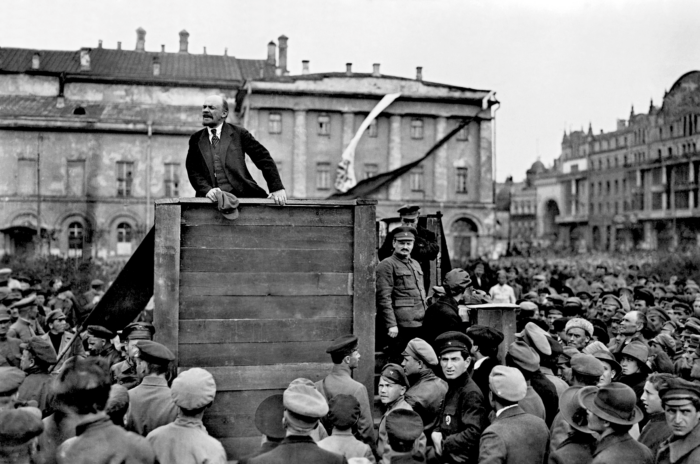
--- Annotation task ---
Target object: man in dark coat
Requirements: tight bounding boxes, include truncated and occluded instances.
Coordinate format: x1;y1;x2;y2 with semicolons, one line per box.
111;322;155;389
86;325;122;369
422;269;471;346
240;394;286;462
549;386;597;464
478;366;550;464
246;380;347;464
655;377;700;464
466;325;503;403
17;336;57;417
186;94;286;204
638;373;673;457
401;338;447;432
427;332;488;464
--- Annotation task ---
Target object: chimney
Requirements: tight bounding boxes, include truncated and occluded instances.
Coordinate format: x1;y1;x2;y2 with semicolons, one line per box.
278;35;288;74
346;63;352;75
203;47;207;55
372;63;380;77
179;30;189;53
117;41;122;50
302;60;310;75
416;66;423;81
56;96;65;109
79;48;91;71
98;40;103;48
31;53;40;70
153;57;160;76
267;41;276;66
136;27;146;52
224;48;228;56
161;44;165;53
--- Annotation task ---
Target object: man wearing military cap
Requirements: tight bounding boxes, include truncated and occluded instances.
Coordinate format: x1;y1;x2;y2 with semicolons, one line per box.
428;331;487;464
377;363;425;464
8;295;44;342
376;226;427;360
0;308;21;368
317;394;375;463
146;367;227;464
40;309;84;373
86;325;122;368
599;295;622;327
83;279;105;306
422;268;472;346
125;340;178;436
246;380;345;464
315;334;376;451
111;322;155;389
0;366;26;409
384;409;424;464
401;338;447;432
478;366;550;464
466;325;503;402
17;336;57;416
656;377;700;464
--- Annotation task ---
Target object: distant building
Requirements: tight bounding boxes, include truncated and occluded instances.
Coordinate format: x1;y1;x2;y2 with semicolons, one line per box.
0;30;499;261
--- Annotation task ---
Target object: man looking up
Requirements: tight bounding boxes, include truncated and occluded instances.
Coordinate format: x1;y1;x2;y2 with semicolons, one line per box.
186;94;286;205
612;310;647;354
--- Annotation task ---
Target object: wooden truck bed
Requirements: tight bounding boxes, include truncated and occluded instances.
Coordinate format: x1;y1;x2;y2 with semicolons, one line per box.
152;198;377;460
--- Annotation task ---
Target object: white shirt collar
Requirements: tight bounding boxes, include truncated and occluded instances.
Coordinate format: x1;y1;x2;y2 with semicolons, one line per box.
208;123;224;142
473;356;488;370
496;404;518;417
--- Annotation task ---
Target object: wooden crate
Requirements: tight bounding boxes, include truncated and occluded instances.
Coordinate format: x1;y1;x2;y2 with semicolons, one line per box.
153;198;376;460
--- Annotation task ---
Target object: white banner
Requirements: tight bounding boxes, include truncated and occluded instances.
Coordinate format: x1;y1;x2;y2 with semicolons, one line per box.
334;92;401;192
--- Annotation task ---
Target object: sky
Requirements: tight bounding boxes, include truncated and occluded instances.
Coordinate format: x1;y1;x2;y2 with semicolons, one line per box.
2;0;699;182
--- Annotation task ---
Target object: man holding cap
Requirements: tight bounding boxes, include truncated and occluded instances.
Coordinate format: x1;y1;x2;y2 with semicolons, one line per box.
401;338;447;432
428;331;487;464
111;322;155;389
0;308;21;367
316;335;376;450
246;379;345;464
656;377;700;464
478;366;550;464
377;226;427;359
125;340;178;436
422;269;471;346
40;309;84;372
86;325;122;368
17;336;57;416
147;367;227;464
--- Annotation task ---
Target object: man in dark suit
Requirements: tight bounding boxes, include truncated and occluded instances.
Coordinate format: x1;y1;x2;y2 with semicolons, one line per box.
466;325;503;403
186;95;287;205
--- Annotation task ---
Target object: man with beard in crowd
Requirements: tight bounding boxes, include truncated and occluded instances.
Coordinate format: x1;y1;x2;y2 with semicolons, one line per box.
401;338;447;433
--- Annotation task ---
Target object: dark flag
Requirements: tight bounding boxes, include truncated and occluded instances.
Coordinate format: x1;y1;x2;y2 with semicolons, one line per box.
329;117;476;200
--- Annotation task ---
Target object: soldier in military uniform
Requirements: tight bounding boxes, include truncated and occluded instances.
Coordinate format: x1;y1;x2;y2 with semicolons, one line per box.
378;205;439;291
111;322;155;389
401;338;447;432
17;336;58;416
8;296;44;342
86;325;122;369
0;308;21;367
40;309;84;373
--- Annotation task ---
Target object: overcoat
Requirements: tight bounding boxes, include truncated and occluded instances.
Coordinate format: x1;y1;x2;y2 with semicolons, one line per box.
548;430;596;464
590;432;653;464
245;435;347;464
126;375;178;436
478;405;550;464
655;423;700;464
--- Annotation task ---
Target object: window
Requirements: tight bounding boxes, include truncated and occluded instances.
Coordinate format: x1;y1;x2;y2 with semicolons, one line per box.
668;147;673;157
410;119;424;139
17;159;37;195
164;163;180;197
67;160;85;196
651;168;662;185
410;166;424;192
67;222;83;258
363;163;378;180
675;192;689;210
116;161;134;197
570;164;579;172
316;162;331;190
317;114;330;135
456;168;468;193
614;180;618;195
72;106;86;116
268;113;282;134
652;192;664;210
456;125;469;141
606;181;611;195
116;222;133;256
367;119;378;138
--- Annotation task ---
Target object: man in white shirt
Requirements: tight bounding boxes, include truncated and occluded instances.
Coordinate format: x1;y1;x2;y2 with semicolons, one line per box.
489;271;516;304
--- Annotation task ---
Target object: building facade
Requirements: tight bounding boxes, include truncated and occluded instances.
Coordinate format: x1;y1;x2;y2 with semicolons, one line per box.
0;30;499;261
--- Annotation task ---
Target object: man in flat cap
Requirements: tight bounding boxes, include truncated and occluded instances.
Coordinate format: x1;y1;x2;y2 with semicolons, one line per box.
376;226;427;360
478;366;550;464
377;363;425;464
0;406;45;463
17;336;57;416
401;338;447;432
385;409;424;464
0;366;26;409
0;308;22;367
246;380;346;464
111;322;155;389
8;295;44;342
422;268;471;346
316;334;376;451
466;325;503;402
318;394;375;463
83;279;105;306
86;325;122;368
55;358;155;464
428;331;487;464
147;367;227;464
125;340;178;436
656;377;700;464
40;309;84;373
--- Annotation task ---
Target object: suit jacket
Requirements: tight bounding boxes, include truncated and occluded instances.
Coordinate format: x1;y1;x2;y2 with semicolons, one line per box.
478;405;550;464
186;123;284;198
591;432;653;464
245;435;347;464
405;369;448;432
422;294;463;347
471;357;499;404
548;430;596;464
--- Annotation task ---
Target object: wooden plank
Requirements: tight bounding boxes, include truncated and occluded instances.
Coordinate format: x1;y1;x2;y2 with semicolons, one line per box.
179;318;352;344
154;205;181;365
181;225;353;250
180;248;352;273
219;436;265;461
206;363;331;391
181;204;353;227
179;341;330;367
208;389;286;415
353;204;377;396
180;272;353;296
180;295;352;320
157;198;362;206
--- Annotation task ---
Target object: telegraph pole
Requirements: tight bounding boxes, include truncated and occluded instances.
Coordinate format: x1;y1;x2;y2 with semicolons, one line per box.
35;134;43;256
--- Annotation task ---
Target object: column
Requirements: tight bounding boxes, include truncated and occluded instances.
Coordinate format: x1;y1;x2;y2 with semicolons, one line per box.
434;117;448;202
388;115;402;201
689;162;696;209
292;110;307;199
342;112;355;148
479;119;493;203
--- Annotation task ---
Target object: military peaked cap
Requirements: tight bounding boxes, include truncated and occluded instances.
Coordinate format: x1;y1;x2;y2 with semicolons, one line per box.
467;325;504;350
122;322;155;341
435;331;472;356
134;340;175;365
381;363;408;387
326;334;358;355
87;325;115;339
659;377;700;405
393;226;416;241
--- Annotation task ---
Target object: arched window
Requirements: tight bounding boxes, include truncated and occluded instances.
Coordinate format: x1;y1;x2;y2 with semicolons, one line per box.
67;222;83;258
116;222;133;256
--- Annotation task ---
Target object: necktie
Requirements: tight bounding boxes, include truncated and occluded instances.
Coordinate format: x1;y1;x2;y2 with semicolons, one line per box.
211;129;219;148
